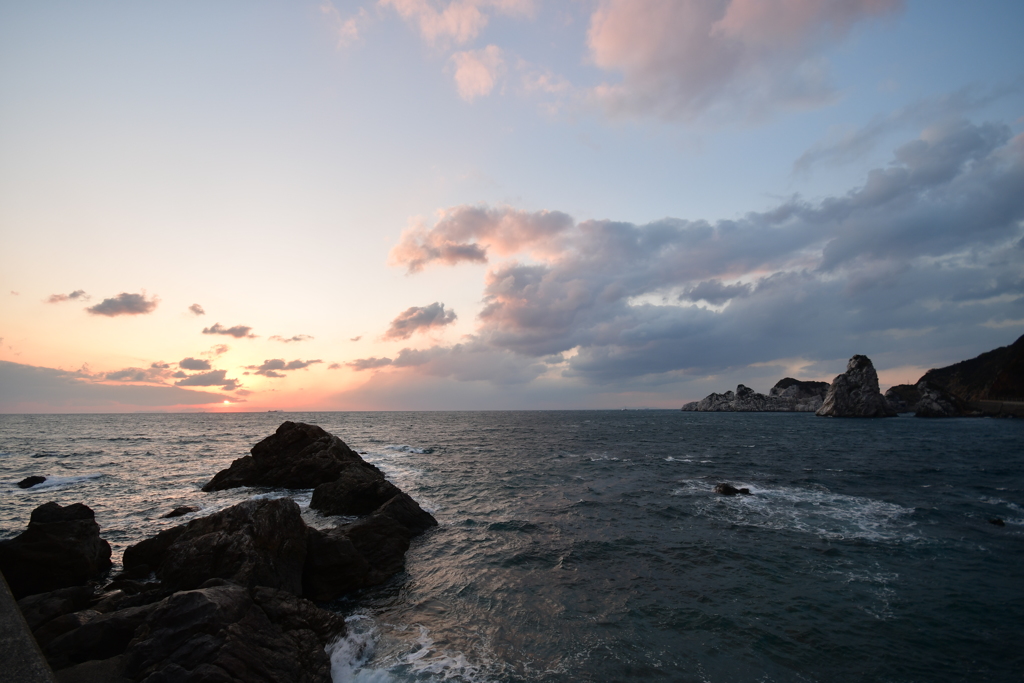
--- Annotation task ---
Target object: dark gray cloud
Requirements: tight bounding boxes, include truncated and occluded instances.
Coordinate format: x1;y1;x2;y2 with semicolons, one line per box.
202;323;256;338
383;303;458;340
86;292;158;316
347;357;393;371
189;303;205;316
46;290;89;304
174;370;240;390
1;360;228;410
247;358;323;378
179;357;212;371
103;366;170;383
385;120;1024;387
269;334;314;343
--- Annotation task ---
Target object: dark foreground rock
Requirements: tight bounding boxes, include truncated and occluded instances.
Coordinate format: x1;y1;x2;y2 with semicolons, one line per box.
310;462;400;516
203;421;365;491
682;379;828;412
816;355;896;418
34;582;344;682
0;502;112;599
18;475;46;488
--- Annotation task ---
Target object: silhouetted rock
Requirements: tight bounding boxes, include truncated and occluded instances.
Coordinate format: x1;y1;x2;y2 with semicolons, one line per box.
38;582;344;682
375;492;439;536
203;421;364;491
0;502;112;599
884;384;921;412
989;518;1005;527
161;505;198;519
816;355;897;418
122;498;308;594
914;380;970;417
17;475;46;488
714;483;751;496
310;462;401;516
683;380;828;412
17;585;95;632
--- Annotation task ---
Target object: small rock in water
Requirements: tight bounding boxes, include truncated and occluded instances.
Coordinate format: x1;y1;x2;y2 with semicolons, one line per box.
18;475;46;488
714;483;751;496
989;518;1006;527
161;505;198;518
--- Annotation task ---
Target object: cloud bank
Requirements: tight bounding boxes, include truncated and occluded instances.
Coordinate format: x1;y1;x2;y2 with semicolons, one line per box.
376;120;1024;387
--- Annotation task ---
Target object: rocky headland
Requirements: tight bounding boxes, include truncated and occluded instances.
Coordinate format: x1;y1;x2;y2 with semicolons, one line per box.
0;421;437;682
682;333;1024;418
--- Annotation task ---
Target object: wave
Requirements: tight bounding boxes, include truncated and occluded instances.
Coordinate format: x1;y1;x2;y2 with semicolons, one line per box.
675;479;916;543
383;445;435;455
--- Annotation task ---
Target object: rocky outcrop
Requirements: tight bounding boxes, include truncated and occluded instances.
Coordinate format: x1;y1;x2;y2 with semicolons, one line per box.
914;380;971;417
816;355;896;418
124;498;309;594
714;483;751;495
0;502;112;599
18;475;46;488
32;582;344;682
203;421;365;491
682;379;828;412
919;333;1024;403
161;505;198;519
310;462;401;516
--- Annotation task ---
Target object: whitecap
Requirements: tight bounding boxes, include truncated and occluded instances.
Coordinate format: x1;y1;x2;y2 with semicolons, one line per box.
383;445;435;455
7;473;104;493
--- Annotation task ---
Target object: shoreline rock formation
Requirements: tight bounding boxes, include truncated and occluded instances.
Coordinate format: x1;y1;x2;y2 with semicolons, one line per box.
3;421;437;682
682;378;828;412
816;355;896;418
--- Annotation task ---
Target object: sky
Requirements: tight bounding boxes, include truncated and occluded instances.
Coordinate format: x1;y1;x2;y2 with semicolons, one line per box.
1;0;1022;412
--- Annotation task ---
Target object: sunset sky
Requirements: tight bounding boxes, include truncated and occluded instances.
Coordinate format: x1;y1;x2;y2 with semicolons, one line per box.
2;0;1022;411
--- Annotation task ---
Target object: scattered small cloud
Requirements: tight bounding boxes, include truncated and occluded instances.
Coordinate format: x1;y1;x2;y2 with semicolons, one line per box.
102;366;172;383
328;362;344;370
46;290;89;304
202;323;256;338
451;45;505;102
350;335;362;342
247;358;323;378
174;369;240;391
10;291;19;295
321;1;371;48
269;334;314;343
347;357;394;371
86;292;159;317
178;357;212;371
151;362;170;369
380;0;534;48
203;344;230;357
189;303;206;316
384;302;458;340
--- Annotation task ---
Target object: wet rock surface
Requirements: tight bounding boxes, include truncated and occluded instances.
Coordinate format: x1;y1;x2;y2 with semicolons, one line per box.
816;355;896;418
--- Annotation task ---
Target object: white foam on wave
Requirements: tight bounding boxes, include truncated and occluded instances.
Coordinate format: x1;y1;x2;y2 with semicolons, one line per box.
7;473;104;493
677;480;916;543
384;445;434;455
329;616;492;683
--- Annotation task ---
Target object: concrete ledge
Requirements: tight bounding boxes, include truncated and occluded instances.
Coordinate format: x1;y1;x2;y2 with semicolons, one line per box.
0;573;56;683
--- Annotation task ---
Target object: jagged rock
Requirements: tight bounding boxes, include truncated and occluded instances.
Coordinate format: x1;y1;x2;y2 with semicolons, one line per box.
0;502;112;599
309;462;401;516
914;380;969;417
682;380;828;412
122;498;308;595
884;384;921;412
203;421;365;491
39;582;344;682
816;355;897;418
18;475;46;488
375;492;438;536
769;378;830;412
161;506;198;519
17;585;96;632
714;483;751;496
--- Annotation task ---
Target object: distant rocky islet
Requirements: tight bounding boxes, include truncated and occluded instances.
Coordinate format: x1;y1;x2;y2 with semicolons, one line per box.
683;333;1024;418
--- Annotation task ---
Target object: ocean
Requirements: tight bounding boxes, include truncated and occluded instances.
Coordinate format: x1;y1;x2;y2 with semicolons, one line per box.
1;411;1022;682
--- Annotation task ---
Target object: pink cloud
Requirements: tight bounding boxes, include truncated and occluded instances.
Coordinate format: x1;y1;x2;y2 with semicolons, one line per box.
388;205;574;272
381;0;533;47
451;45;504;101
587;0;902;121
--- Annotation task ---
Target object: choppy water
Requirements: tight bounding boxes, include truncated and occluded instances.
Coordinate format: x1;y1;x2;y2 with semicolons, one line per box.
1;411;1023;682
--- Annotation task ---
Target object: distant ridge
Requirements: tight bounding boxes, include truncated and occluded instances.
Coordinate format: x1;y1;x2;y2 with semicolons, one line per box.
920;334;1024;402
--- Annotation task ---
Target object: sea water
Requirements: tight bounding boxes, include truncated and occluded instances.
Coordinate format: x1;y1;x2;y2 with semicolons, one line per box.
1;411;1022;682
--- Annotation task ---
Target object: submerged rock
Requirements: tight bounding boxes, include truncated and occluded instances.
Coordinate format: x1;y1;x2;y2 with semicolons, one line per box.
17;475;46;488
0;502;112;599
816;355;896;418
161;505;198;519
202;421;364;491
714;483;751;496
